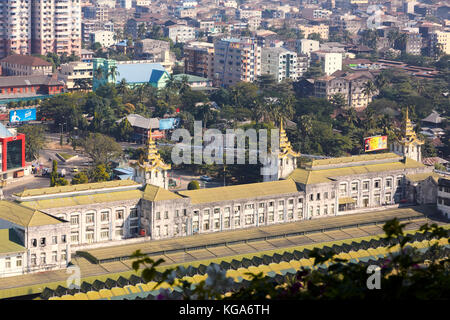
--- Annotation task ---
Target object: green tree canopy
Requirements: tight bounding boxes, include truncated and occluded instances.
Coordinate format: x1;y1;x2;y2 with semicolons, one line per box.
82;133;123;165
17;124;46;161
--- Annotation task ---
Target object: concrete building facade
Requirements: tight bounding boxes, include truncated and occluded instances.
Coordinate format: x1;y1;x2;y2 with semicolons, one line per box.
261;47;299;82
184;41;215;79
213;38;261;87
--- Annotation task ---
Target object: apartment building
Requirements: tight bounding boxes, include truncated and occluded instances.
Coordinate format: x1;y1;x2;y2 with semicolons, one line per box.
184;41;215;79
236;8;262;19
298;39;320;57
31;0;82;56
298;24;329;40
59;61;93;90
81;20;114;45
165;25;196;43
404;32;423;55
431;30;450;55
90;30;115;48
314;70;375;109
0;0;31;58
213;38;261;87
313;51;342;75
261;47;299;82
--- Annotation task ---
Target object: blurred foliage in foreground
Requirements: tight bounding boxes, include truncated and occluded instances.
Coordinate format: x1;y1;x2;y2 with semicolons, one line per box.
131;219;449;300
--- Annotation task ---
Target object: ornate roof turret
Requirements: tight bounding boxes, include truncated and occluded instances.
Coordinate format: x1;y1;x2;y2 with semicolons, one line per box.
398;107;424;147
137;132;171;172
278;119;301;159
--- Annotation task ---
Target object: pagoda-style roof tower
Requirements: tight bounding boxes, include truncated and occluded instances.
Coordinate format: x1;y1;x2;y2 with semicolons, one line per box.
391;107;424;163
398;108;424;147
137;132;171;172
278;119;301;159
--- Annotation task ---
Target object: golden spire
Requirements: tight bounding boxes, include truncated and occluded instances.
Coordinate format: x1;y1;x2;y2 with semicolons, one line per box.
278;119;300;159
399;107;424;146
137;131;171;171
146;131;157;162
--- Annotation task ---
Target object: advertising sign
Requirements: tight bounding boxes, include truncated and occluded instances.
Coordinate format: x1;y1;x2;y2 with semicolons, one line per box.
9;108;36;123
364;136;388;152
159;118;180;130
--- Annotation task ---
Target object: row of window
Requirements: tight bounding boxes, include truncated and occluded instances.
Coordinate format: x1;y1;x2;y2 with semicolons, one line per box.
31;235;66;247
339;177;402;196
30;250;66;266
69;208;138;225
3;255;22;269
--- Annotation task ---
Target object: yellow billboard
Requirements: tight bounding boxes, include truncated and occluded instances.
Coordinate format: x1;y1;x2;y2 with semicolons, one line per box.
364;136;388;152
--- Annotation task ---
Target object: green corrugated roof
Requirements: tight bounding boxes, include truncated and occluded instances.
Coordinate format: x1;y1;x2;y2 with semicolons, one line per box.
173;73;209;83
177;179;300;205
406;172;443;183
291;157;427;185
14;180;140;198
0;201;64;227
20;190;143;210
0;229;25;254
142;184;182;202
304;152;401;169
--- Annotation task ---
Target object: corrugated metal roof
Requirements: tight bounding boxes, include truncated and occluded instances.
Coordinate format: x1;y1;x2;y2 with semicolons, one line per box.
115;63;165;84
142;184;182;202
14;180;139;198
0;229;26;254
20;190;143;210
0;201;64;227
177;179;300;205
291;158;427;185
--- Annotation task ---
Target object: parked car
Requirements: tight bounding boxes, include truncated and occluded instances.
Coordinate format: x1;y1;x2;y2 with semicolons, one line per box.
71;167;79;173
200;175;213;182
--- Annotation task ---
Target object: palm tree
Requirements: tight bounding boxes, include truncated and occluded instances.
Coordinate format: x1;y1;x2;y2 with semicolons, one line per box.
116;78;129;96
135;85;146;104
299;114;314;137
362;80;378;99
73;78;91;92
95;66;104;80
387;30;399;47
374;73;388;91
108;66;120;84
330;93;347;110
164;74;178;91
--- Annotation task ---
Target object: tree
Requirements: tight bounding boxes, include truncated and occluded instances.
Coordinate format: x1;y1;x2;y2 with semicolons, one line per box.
17;124;46;161
362;80;378;99
50;160;59;187
330;93;347;109
82;133;123;165
188;180;200;190
88;164;110;182
54;177;69;186
71;172;89;185
108;65;120;84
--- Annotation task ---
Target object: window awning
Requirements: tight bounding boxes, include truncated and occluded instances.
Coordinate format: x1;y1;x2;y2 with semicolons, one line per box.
339;197;357;205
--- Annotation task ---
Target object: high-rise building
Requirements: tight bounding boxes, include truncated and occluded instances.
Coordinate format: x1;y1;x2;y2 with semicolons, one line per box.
0;0;82;59
31;0;82;56
213;38;261;87
0;0;32;58
184;41;215;80
261;47;299;82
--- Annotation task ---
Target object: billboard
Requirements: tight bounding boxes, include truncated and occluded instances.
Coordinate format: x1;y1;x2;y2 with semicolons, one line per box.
364;136;388;152
159;118;179;130
9;108;36;123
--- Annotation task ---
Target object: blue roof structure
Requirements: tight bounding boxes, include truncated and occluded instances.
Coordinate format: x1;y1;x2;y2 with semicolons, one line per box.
149;69;166;84
115;63;166;85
